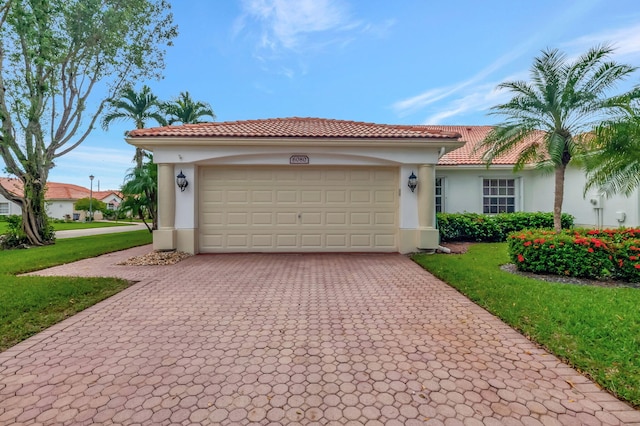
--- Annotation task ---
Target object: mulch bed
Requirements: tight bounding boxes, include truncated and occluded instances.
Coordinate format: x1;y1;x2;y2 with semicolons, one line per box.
118;250;192;266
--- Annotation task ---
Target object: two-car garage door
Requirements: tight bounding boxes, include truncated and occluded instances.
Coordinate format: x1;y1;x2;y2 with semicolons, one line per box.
199;166;398;252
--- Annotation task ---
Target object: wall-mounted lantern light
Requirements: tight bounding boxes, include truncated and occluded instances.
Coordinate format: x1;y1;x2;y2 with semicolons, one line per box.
176;170;188;192
407;171;417;193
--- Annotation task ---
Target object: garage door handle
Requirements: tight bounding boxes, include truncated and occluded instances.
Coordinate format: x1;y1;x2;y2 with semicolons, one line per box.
297;212;302;218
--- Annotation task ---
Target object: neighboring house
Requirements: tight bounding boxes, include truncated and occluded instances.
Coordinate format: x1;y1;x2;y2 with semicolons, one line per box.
0;178;122;220
45;181;98;220
127;117;464;254
431;126;639;229
0;178;22;216
97;191;123;213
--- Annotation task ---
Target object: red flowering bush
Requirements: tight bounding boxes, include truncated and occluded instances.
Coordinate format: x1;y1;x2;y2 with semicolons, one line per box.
614;239;640;282
508;228;640;282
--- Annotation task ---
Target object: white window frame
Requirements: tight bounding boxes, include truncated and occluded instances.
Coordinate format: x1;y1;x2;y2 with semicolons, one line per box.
435;177;445;213
482;178;517;214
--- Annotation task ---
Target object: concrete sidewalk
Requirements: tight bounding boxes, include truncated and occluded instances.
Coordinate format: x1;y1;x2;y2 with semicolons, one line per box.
55;222;148;239
1;249;638;425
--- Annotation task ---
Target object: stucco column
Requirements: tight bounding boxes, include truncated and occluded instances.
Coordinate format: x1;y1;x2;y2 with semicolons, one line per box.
153;163;177;250
416;164;439;249
417;164;435;228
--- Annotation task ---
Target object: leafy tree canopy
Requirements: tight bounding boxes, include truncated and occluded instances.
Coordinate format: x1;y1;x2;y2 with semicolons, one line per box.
163;91;216;125
102;85;167;168
0;0;177;245
74;197;106;213
478;45;638;232
583;109;640;197
119;152;157;232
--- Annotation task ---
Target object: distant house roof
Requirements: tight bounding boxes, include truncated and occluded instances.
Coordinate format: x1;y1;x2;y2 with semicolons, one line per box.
426;125;545;166
128;117;463;140
0;178;121;202
93;191;123;201
0;178;23;197
45;182;93;200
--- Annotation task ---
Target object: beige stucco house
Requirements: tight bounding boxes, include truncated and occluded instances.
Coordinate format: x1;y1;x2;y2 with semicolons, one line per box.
127;117;464;254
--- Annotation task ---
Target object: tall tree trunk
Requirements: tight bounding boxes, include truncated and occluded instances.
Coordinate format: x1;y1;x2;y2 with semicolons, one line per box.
21;176;53;246
146;187;158;231
135;147;145;169
553;164;567;233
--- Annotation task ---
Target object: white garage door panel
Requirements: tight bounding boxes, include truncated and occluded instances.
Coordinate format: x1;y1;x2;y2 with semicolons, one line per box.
199;167;398;252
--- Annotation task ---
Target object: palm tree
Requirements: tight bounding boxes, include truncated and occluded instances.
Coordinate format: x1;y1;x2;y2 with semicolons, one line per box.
478;45;637;232
119;153;158;232
583;111;640;197
163;91;215;125
102;85;167;168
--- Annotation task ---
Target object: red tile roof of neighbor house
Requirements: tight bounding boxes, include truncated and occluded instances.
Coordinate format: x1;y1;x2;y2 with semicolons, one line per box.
425;125;545;166
0;178;121;201
128;117;463;139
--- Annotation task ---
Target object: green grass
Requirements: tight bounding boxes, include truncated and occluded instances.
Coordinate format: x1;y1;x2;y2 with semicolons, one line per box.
0;220;137;234
412;243;640;407
0;231;152;351
52;221;136;231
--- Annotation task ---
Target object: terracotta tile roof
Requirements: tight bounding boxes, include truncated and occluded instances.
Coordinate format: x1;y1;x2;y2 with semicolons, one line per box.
0;177;23;197
426;125;545;166
128;117;463;140
45;182;91;200
93;190;122;201
0;178;120;201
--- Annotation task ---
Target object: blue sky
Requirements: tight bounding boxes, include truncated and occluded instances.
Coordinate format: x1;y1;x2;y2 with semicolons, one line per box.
44;0;640;190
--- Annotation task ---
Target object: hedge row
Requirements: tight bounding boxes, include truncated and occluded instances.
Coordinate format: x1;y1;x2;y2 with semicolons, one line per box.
437;212;574;242
508;228;640;282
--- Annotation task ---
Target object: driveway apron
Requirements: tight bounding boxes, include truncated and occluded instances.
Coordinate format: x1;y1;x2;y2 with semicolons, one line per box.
1;247;638;425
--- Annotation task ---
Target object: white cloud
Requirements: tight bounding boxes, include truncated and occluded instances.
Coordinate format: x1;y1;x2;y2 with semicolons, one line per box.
49;146;135;190
392;86;459;117
392;35;540;119
423;84;510;125
562;24;640;60
240;0;355;50
393;16;640;125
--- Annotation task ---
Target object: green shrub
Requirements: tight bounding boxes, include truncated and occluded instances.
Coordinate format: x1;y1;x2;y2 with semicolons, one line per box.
0;215;55;249
0;215;29;249
613;238;640;282
437;212;574;242
508;228;640;282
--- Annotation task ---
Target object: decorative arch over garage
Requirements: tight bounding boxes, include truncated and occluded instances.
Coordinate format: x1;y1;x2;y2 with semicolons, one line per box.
127;117;463;254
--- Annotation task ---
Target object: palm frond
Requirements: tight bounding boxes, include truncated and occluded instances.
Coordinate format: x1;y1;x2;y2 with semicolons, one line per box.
584;116;640;197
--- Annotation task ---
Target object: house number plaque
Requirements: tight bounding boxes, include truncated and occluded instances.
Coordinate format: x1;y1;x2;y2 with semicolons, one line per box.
290;155;309;164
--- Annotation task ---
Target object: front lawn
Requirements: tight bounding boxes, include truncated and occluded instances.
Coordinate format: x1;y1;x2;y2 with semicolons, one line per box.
413;243;640;408
0;231;152;351
52;221;137;231
0;220;136;234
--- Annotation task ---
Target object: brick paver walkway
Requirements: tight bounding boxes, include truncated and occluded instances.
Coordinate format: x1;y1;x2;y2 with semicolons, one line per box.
1;246;638;425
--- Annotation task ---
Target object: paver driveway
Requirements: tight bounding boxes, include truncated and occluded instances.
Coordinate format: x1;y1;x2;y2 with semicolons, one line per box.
1;246;638;425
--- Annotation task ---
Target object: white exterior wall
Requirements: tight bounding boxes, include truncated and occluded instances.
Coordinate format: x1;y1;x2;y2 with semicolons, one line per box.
436;167;524;214
46;200;76;220
562;166;639;228
437;164;640;228
0;194;21;216
174;164;196;231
